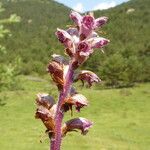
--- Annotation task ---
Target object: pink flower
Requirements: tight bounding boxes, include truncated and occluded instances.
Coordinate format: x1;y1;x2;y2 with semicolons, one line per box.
77;41;93;56
75;70;101;87
94;16;108;29
62;117;93;136
70;11;108;39
82;15;95;29
70;11;82;26
88;37;110;49
62;93;88;113
56;28;73;48
80;15;95;39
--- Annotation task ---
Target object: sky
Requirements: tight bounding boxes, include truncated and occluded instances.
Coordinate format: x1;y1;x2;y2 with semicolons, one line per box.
54;0;130;12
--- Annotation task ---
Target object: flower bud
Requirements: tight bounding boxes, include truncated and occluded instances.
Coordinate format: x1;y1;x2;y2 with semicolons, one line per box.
62;117;93;136
47;61;64;89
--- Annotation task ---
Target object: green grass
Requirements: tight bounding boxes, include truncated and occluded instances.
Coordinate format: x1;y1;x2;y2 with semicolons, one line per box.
0;76;150;150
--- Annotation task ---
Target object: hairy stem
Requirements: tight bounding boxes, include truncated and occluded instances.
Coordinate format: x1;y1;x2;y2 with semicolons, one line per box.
52;62;74;150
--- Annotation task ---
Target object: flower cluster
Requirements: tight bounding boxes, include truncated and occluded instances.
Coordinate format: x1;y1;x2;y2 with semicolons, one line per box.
35;11;109;150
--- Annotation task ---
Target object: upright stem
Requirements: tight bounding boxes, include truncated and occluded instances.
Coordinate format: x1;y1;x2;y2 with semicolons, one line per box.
51;62;74;150
50;139;55;150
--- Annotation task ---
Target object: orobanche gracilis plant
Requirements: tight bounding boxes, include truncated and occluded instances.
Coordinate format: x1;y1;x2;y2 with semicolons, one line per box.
35;11;109;150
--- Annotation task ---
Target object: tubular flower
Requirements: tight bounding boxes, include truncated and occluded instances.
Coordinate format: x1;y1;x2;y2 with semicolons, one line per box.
75;70;101;87
62;118;93;136
80;15;95;39
88;37;110;49
56;28;73;49
77;41;93;56
94;16;108;29
70;11;82;26
62;93;88;113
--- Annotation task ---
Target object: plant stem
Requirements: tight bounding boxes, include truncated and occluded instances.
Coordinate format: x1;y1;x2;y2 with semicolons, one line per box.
50;139;55;150
52;62;74;150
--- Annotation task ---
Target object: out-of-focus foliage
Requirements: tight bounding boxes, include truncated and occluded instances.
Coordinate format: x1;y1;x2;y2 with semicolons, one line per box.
0;0;149;87
0;2;21;91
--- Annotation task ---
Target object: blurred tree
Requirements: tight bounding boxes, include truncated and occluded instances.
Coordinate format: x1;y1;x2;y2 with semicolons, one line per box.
0;2;20;91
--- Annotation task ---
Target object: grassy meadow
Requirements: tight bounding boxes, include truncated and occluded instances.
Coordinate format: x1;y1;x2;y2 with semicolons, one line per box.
0;76;149;150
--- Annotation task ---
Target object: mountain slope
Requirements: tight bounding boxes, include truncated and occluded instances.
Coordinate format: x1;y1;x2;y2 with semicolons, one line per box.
0;0;149;86
0;0;71;74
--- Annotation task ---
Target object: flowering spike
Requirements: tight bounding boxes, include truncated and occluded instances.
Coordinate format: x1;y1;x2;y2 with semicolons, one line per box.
35;10;110;150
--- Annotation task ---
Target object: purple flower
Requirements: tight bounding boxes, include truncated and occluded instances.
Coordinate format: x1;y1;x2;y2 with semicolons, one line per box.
70;11;108;40
94;16;108;29
75;70;101;87
77;41;93;56
82;15;95;29
62;117;93;136
80;15;95;39
56;28;73;48
63;94;88;113
88;37;110;49
70;11;82;26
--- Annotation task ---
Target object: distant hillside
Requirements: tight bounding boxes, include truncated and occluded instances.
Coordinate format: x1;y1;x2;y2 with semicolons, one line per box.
0;0;149;86
0;0;71;74
92;0;150;86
